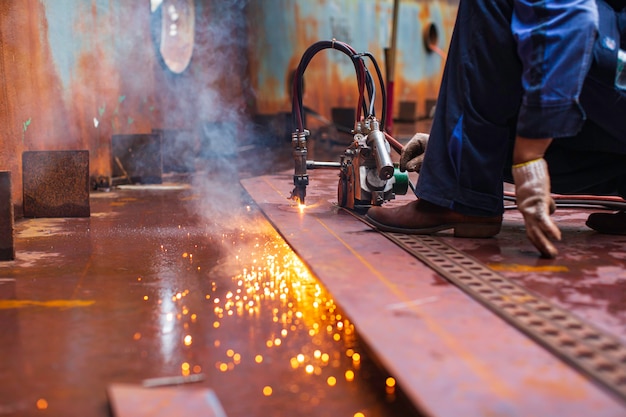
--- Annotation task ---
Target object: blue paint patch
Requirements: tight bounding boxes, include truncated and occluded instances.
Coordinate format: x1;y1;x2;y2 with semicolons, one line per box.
41;0;121;91
255;0;295;100
41;0;82;89
398;3;447;82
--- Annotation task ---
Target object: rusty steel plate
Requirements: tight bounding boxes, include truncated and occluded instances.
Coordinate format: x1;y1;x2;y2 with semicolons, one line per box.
361;229;626;405
241;169;626;417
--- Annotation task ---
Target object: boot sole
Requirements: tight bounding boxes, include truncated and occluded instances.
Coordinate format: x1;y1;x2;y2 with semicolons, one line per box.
364;215;502;238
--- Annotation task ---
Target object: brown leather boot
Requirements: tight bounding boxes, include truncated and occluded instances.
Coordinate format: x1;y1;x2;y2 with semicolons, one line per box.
585;211;626;235
365;199;502;238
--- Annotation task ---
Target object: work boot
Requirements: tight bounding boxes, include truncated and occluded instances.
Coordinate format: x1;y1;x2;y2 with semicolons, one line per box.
585;211;626;235
365;199;502;238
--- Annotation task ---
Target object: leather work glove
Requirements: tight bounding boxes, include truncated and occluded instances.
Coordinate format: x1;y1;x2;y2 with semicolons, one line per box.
512;158;561;258
399;133;429;172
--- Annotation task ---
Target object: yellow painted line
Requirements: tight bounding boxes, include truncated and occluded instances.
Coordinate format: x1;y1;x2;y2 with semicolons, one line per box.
501;294;536;304
262;176;289;199
313;215;517;400
488;263;569;273
0;300;95;309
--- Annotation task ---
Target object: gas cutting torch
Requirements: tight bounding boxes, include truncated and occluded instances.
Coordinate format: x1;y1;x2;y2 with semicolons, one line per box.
290;40;408;210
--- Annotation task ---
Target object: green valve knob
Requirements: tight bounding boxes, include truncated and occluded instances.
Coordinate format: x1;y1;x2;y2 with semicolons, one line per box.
392;168;409;195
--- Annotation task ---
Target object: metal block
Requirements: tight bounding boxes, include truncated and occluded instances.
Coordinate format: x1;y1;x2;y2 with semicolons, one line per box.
22;151;90;218
108;384;228;417
111;134;162;184
397;101;417;122
0;171;14;260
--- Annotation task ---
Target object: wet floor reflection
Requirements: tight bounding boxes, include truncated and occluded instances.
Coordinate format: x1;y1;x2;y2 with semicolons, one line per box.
147;218;421;416
0;185;421;416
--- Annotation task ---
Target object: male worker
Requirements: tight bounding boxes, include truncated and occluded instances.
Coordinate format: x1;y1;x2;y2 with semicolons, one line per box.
366;0;626;258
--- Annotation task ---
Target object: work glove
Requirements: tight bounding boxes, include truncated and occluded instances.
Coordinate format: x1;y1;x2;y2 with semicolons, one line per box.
399;133;429;172
512;158;561;258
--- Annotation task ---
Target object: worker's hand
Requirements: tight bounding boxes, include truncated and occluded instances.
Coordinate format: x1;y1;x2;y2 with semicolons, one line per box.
512;158;561;258
399;133;429;172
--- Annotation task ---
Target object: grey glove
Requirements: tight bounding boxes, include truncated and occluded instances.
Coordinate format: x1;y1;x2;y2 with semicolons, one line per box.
399;133;429;172
512;158;561;258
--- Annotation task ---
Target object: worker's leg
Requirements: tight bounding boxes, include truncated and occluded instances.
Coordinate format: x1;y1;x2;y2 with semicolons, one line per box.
545;2;626;234
414;0;520;217
543;1;626;198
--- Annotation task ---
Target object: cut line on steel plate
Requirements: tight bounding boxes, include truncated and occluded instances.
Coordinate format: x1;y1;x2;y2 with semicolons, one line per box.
356;218;626;405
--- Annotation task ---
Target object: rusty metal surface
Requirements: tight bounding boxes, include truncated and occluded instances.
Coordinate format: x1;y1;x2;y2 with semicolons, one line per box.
0;171;14;260
0;179;424;417
241;169;626;417
364;231;626;404
447;207;626;346
0;1;249;208
22;151;90;218
247;0;458;118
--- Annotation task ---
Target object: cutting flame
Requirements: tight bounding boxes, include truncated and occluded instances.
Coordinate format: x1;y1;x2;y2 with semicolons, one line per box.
296;198;306;214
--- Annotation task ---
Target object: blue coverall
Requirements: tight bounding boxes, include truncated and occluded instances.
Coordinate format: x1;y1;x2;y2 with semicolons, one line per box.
415;0;626;217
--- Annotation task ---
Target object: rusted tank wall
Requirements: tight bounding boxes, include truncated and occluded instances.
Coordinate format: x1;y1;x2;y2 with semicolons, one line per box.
0;0;248;212
247;0;458;121
0;0;154;209
0;0;455;213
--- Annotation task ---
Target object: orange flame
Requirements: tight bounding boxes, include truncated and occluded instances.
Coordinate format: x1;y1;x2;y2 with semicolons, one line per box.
293;197;306;214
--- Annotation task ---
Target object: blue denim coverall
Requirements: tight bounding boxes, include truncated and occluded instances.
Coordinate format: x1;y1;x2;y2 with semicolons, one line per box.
415;0;626;217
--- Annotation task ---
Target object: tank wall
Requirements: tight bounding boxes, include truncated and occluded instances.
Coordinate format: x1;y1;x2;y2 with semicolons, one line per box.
247;0;458;120
0;0;248;211
0;0;457;212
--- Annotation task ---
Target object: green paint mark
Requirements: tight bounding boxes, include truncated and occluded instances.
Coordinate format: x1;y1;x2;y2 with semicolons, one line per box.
127;116;134;125
21;118;32;144
99;104;106;117
22;118;31;132
0;299;96;309
118;95;126;103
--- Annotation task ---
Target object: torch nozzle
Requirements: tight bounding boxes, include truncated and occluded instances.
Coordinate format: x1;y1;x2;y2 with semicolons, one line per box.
292;130;309;205
290;184;306;205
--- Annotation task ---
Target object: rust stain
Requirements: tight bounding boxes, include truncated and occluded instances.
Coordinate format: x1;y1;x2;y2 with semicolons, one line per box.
522;373;588;400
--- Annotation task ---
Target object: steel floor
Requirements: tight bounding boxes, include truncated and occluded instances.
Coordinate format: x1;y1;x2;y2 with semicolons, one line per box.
241;169;626;417
0;176;425;417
